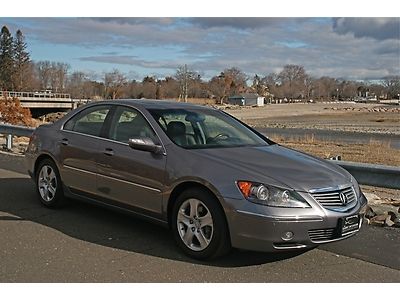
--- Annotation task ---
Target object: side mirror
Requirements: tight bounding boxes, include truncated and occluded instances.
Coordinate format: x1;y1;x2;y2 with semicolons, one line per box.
128;137;163;154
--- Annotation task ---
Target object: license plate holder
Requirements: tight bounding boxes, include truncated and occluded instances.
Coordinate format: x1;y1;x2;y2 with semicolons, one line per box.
341;215;360;235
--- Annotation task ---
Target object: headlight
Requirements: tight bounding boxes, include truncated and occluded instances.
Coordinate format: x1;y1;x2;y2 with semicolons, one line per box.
350;175;361;198
237;181;310;208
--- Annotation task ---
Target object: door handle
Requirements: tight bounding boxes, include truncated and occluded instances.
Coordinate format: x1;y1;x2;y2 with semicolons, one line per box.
61;138;69;146
103;148;114;156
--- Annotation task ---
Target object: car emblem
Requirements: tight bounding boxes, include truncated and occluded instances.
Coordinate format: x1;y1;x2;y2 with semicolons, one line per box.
339;192;348;205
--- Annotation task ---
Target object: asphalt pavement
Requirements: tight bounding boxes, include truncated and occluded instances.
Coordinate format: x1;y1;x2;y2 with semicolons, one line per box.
0;152;399;282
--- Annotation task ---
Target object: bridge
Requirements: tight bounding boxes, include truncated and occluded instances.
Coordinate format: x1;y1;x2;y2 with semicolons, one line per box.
0;91;88;110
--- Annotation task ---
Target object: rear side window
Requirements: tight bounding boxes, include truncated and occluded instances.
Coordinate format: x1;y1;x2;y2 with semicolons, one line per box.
63;105;111;137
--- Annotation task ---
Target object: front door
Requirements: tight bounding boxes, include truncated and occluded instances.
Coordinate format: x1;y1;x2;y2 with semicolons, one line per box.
96;106;166;216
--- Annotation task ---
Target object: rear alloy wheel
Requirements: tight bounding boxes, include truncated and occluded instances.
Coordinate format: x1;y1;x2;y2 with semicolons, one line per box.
36;159;65;207
172;188;230;259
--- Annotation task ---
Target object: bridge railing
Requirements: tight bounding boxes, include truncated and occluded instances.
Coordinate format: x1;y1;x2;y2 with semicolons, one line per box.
0;123;399;190
0;90;71;99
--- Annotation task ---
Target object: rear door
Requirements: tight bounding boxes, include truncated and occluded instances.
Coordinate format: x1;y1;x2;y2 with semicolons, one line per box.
60;105;112;195
96;105;167;216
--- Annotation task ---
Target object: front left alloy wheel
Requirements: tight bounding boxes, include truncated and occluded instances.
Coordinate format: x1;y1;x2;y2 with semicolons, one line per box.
171;188;231;260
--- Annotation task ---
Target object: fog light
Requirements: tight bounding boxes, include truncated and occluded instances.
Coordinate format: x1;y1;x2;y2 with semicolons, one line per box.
281;231;294;241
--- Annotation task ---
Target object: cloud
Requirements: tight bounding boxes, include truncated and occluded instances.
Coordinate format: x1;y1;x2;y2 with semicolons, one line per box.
188;17;283;29
4;17;399;80
333;17;400;40
80;55;184;69
89;17;175;26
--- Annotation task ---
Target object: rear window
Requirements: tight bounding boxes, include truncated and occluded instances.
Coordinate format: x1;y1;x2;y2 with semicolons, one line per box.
63;105;111;137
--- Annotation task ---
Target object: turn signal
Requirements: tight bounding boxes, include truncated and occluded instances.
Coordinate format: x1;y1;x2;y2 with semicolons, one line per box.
237;181;252;198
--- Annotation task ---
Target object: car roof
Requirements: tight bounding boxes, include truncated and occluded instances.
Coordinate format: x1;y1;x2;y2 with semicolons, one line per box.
97;99;215;110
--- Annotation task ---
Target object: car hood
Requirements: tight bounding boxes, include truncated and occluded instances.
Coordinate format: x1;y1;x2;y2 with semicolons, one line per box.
193;144;351;192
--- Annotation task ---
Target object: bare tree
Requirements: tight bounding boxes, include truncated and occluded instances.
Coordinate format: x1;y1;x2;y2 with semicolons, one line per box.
67;71;87;98
262;73;282;99
35;61;52;90
339;80;358;100
208;75;225;103
104;69;127;99
159;76;180;99
141;76;158;99
175;64;200;102
252;74;269;96
381;76;400;99
224;67;247;95
314;77;337;100
304;75;314;100
278;64;307;99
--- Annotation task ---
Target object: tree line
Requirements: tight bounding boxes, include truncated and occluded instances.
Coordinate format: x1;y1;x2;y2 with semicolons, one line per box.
1;25;399;102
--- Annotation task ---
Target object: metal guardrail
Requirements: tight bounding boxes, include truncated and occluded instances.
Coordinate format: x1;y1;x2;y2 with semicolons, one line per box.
331;160;400;190
1;123;399;190
0;123;35;150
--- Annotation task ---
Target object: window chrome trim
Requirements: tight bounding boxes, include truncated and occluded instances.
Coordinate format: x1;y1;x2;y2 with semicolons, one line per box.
60;102;167;155
63;165;161;193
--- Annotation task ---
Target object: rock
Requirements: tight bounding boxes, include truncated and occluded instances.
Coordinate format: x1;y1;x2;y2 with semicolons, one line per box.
372;213;388;222
388;211;397;221
389;199;400;207
364;205;376;219
385;216;395;227
369;213;388;226
369;217;385;226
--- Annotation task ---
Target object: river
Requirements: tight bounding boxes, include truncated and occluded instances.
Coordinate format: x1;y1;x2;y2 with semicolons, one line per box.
256;127;400;150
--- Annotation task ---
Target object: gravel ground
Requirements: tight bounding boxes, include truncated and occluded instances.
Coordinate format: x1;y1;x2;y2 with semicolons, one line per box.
226;102;400;135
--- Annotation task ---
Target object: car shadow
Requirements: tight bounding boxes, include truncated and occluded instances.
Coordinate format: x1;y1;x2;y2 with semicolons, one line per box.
0;177;310;267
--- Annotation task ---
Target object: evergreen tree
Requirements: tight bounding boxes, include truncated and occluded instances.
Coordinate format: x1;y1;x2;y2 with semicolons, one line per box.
0;26;14;90
13;29;31;91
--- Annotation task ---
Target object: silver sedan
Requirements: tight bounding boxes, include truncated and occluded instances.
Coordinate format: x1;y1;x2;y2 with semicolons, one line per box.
26;100;367;259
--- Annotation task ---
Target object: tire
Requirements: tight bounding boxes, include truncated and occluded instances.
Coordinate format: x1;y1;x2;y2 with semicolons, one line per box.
35;158;66;208
171;188;231;260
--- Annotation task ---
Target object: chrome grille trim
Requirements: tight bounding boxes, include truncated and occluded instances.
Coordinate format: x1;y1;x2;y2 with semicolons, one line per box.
310;185;356;208
308;228;337;242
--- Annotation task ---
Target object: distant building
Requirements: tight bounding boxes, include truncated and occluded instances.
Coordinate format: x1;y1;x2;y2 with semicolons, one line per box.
228;93;265;106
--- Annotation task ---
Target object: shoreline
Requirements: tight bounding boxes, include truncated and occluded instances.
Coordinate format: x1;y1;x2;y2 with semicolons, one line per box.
255;123;400;136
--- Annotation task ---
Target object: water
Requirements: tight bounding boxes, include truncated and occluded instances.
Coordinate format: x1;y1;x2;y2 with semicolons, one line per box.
256;127;400;150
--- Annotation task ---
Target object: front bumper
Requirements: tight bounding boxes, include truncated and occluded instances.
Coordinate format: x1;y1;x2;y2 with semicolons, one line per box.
224;193;368;252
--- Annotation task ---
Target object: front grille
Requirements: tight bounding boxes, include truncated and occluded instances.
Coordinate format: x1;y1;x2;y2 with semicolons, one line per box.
310;185;356;208
308;228;337;242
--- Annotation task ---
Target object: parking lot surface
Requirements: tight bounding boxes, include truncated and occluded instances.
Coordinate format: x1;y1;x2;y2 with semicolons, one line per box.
0;154;399;282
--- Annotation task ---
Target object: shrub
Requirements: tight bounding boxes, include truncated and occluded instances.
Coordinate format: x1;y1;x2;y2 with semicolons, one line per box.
0;97;33;126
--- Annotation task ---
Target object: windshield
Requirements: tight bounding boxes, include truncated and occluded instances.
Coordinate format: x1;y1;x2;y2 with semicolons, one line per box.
149;108;271;149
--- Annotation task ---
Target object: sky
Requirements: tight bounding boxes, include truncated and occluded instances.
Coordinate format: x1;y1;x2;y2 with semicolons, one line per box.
0;17;399;82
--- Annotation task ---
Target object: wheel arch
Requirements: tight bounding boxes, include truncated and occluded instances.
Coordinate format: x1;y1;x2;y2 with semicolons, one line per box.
166;181;229;230
34;153;59;177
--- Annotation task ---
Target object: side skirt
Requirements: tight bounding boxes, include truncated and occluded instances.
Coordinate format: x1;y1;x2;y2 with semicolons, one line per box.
62;184;169;228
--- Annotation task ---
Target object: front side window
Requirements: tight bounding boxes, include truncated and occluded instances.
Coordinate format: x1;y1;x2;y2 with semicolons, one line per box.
109;106;157;143
63;105;110;137
149;108;270;149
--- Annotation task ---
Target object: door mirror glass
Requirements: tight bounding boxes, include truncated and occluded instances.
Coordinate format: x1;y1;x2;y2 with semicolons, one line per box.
128;137;163;154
